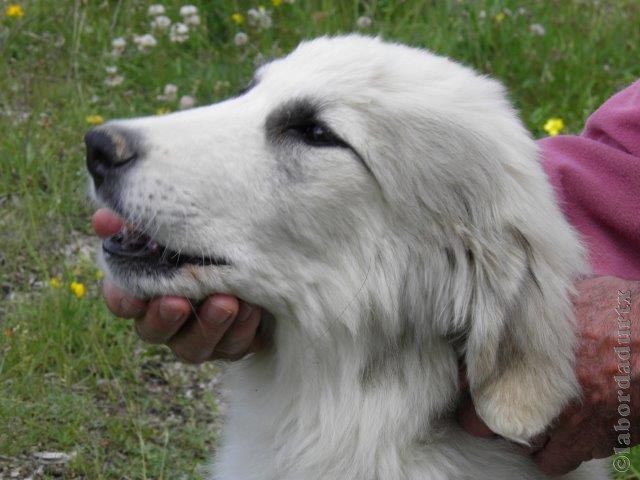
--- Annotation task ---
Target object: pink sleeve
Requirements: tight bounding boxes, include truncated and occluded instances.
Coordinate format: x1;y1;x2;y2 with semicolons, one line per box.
538;80;640;280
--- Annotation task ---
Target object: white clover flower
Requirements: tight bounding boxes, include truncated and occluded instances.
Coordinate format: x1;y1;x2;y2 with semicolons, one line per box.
356;16;372;29
247;7;272;30
184;14;200;26
104;66;124;87
169;23;189;43
478;10;486;19
247;9;258;25
111;37;127;49
234;32;249;46
104;75;124;87
165;83;178;97
111;37;127;56
151;15;171;31
157;83;178;101
259;11;272;29
179;5;198;17
529;23;546;36
148;4;165;16
133;33;157;52
517;7;528;16
179;95;196;110
284;0;295;3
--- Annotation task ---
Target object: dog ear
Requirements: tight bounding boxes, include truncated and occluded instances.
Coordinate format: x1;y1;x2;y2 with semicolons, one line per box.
459;224;582;444
373;67;586;443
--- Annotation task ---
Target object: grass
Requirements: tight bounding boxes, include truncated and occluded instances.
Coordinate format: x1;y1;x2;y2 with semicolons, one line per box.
0;0;639;478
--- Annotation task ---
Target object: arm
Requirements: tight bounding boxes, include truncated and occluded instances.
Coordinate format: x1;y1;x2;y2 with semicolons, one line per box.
538;79;640;280
530;276;640;475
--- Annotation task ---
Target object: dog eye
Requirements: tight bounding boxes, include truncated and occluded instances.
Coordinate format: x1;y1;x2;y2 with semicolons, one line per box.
291;123;343;147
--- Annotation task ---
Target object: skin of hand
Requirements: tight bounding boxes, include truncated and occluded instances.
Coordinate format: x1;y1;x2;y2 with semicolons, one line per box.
458;276;640;476
93;208;264;363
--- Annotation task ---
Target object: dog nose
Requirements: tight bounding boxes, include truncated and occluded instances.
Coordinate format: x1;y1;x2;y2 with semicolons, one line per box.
85;127;138;189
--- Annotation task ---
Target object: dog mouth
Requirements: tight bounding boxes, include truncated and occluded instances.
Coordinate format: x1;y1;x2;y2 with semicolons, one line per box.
103;226;229;269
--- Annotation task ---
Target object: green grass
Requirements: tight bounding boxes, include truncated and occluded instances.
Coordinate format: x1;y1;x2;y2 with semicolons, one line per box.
1;0;639;478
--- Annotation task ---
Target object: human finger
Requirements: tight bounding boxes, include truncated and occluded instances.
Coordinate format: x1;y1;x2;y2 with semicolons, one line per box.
102;279;148;318
168;295;239;364
134;296;193;344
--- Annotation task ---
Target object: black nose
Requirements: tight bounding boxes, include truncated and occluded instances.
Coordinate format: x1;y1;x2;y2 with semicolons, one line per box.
85;127;138;189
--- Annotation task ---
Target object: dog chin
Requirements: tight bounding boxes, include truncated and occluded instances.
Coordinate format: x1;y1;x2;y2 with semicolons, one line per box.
99;251;223;300
96;219;231;299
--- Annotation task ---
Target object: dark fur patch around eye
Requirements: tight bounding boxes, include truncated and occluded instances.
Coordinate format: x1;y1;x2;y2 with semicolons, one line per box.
265;98;381;188
265;98;321;141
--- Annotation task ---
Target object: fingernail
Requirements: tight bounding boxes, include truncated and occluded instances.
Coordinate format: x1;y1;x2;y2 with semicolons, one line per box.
203;299;234;325
159;300;187;323
120;297;145;316
236;303;254;323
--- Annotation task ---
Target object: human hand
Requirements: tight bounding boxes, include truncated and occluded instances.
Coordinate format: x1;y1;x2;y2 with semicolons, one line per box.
458;275;640;475
92;208;264;363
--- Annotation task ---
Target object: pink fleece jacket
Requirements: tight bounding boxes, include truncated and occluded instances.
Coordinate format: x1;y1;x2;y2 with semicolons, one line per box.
539;80;640;280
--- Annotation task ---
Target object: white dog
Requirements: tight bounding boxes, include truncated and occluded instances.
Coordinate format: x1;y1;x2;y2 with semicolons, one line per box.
87;35;608;479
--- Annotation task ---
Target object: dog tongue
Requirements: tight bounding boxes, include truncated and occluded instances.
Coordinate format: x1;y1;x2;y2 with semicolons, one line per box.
92;208;125;238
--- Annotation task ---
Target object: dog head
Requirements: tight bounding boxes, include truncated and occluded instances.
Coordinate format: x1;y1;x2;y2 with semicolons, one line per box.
87;35;585;443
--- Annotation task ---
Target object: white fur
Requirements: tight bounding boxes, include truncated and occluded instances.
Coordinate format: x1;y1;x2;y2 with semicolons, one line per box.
96;36;608;479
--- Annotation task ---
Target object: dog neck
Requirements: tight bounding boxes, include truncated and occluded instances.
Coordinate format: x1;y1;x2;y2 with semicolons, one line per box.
222;301;460;478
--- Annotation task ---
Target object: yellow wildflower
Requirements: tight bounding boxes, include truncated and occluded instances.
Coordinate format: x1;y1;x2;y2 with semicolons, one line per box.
543;117;565;136
49;277;62;288
4;328;14;337
86;114;104;125
70;281;86;299
95;270;105;280
231;12;244;25
272;0;283;7
494;12;506;23
156;107;171;115
5;4;25;18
